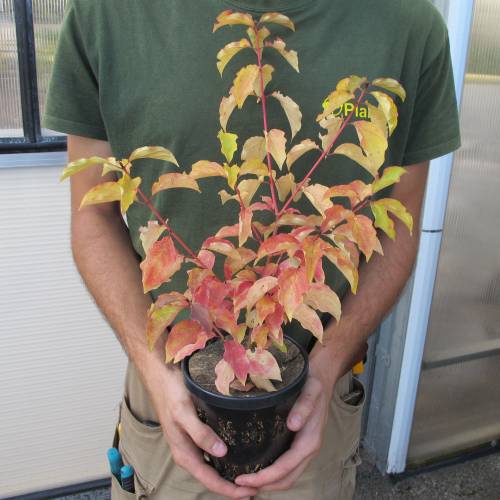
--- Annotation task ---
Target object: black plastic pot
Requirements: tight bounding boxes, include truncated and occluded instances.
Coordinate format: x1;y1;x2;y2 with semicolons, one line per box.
181;334;309;481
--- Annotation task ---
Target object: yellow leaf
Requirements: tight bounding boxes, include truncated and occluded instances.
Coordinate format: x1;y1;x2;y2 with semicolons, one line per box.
219;189;238;205
373;198;413;235
352;120;388;172
219;94;237;132
271;91;302;139
333;143;376;176
372;166;407;193
366;101;388;138
139;221;166;254
213;10;255;32
101;158;123;176
128;146;179;166
275;173;295;202
265;128;287;170
246;26;270;49
253;64;274;98
316;90;354;122
372;77;406;102
318;115;343;151
259;12;295;31
239;158;268;177
265;38;299;72
242;136;267;162
152;173;201;195
218;130;238;164
237;179;261;207
216;38;251;75
336;75;367;93
117;174;141;214
371;201;395;240
370;91;398;135
190;160;227;180
286;139;320;170
79;181;122;209
224;164;240;190
60;156;107;182
230;64;259;108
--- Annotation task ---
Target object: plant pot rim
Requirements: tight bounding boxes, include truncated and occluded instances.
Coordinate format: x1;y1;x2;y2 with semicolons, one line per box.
181;334;309;411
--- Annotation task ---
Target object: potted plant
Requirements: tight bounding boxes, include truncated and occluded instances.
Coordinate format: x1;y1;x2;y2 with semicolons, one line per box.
60;9;412;482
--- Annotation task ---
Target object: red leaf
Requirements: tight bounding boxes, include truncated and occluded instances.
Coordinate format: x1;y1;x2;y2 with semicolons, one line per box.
165;320;215;363
140;236;184;293
247;348;282;380
215;358;235;396
256;233;301;261
223;340;250;385
202;237;235;255
320;205;354;233
224;247;257;280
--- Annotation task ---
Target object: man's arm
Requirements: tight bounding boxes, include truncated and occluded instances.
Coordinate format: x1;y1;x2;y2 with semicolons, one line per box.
236;160;430;491
67;134;257;499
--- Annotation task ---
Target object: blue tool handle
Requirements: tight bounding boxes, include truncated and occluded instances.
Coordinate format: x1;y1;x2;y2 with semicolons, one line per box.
120;464;135;493
107;448;123;478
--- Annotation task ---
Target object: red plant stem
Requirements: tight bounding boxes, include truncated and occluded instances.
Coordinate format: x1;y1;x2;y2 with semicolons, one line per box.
118;162;202;265
278;85;369;217
254;26;279;216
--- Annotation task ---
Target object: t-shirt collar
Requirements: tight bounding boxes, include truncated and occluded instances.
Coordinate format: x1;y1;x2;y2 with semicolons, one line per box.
221;0;315;13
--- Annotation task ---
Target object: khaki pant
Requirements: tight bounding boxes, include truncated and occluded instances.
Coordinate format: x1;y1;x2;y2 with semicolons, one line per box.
110;361;366;500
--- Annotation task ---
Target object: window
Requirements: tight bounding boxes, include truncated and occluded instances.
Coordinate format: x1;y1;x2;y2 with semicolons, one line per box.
0;0;67;153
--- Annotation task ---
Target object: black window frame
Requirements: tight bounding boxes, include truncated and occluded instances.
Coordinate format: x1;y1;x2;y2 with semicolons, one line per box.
0;0;66;154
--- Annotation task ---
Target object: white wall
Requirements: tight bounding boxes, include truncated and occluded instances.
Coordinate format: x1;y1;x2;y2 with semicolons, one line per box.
0;153;128;497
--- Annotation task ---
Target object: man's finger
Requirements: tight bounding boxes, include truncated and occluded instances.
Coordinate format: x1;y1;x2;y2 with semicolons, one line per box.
287;376;322;431
176;432;257;499
260;458;310;492
180;403;228;457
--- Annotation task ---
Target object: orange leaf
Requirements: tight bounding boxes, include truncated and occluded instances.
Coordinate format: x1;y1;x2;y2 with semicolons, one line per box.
238;206;253;246
304;283;341;322
334;214;378;261
293;303;324;342
256;233;301;261
214;358;235;395
230;64;259;108
213;10;255;32
323;180;372;208
140;236;184;293
152;173;200;195
286;139;320;170
323;244;359;294
139;220;166;254
190;160;227;180
165;319;215;363
277;266;310;319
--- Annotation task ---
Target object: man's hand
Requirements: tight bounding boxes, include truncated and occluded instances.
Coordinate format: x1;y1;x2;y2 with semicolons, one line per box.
233;359;335;492
145;359;258;500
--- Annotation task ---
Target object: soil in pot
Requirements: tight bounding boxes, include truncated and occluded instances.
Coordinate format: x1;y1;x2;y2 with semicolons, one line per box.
182;335;308;481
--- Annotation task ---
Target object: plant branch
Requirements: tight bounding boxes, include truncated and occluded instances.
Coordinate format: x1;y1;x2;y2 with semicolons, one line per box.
254;26;279;216
278;85;369;217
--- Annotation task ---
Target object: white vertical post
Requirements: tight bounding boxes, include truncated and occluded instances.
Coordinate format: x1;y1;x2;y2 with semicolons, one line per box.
386;0;474;474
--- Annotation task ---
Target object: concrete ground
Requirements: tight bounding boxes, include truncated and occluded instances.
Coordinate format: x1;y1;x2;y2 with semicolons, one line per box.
52;447;500;500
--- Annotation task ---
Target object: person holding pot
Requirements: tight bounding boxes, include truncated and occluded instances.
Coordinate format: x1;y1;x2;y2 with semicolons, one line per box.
43;0;461;498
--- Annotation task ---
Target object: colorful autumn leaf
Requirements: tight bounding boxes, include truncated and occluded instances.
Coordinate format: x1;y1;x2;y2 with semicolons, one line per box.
371;198;413;236
265;38;299;72
60;156;107;182
213;10;255;32
253;64;274;98
276;173;295;202
372;166;407;193
219;94;237;131
230;64;260;108
214;358;235;395
165;319;215;363
293;303;323;342
202;236;235;255
79;181;122;210
224;247;256;279
234;179;261;206
302;236;326;282
265;129;287;169
320;205;354;232
334;214;379;261
277;265;310;319
239;158;269;177
323;180;372;208
224;163;240;189
128;146;179;166
246;26;270;49
238;206;253;246
370;90;398;135
318;114;343;151
242;276;278;311
242;136;267;162
256;233;301;261
304;283;341;322
286;139;320;170
302;183;333;216
271;91;302;139
190;160;227;180
139;220;166;253
323;244;359;294
316;89;354;122
366;101;389;138
140;236;184;293
216;38;251;75
372;77;406;102
247;348;282;380
152;173;200;195
117;174;141;214
336;75;367;93
146;292;189;351
218;130;238;164
259;12;295;31
223;340;250;385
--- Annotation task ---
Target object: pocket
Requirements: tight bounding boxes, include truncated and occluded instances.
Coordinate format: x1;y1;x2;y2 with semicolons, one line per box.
116;395;167;497
332;372;366;415
110;470;138;500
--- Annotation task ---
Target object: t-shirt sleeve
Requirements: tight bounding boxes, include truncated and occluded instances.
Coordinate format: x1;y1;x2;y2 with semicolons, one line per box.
41;0;108;141
401;10;461;165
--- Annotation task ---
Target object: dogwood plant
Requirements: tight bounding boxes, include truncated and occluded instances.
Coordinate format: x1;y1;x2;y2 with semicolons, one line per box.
60;10;412;395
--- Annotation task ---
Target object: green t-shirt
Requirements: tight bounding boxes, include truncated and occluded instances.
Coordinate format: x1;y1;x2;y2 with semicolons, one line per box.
43;0;461;352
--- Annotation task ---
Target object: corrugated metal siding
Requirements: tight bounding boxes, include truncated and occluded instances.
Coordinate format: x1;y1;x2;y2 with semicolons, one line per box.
0;155;127;497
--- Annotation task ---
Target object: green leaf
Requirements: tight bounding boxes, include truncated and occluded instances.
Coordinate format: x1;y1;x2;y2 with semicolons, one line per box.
372;198;413;235
218;130;238;164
